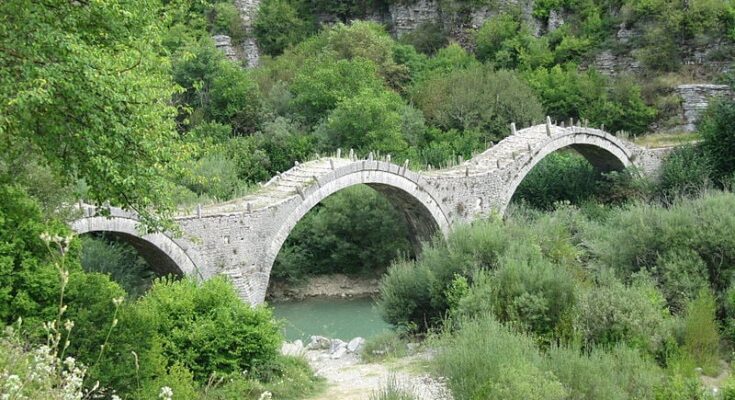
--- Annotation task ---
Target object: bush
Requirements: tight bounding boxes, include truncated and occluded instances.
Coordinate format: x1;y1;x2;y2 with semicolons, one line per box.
474;12;553;70
411;66;544;142
134;277;281;383
455;243;577;344
315;88;420;157
370;376;417;400
700;98;735;181
209;3;247;44
657;145;714;198
575;275;673;356
399;22;448;56
434;316;566;400
254;0;310;56
378;219;520;332
681;289;720;376
512;151;600;210
544;345;663;400
80;236;156;298
178;151;247;201
360;331;408;362
654;249;709;314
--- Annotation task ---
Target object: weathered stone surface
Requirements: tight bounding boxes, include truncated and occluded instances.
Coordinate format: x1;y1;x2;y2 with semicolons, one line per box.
213;35;239;61
281;340;304;356
307;336;332;350
70;124;666;306
347;337;365;353
389;0;440;37
233;0;260;67
676;84;733;132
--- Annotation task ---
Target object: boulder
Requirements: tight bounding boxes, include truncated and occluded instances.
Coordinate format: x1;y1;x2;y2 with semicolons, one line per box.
329;339;347;354
330;345;348;359
307;335;331;350
280;340;304;356
347;337;365;353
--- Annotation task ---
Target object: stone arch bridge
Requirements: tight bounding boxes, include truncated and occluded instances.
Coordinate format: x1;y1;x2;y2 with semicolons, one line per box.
71;122;667;305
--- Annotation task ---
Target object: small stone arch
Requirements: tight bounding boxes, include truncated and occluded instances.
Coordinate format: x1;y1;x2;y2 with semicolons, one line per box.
71;216;201;278
500;128;634;212
256;162;452;304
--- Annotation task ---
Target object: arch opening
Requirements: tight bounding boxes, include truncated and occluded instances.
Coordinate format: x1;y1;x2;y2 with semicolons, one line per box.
507;139;632;211
81;231;185;278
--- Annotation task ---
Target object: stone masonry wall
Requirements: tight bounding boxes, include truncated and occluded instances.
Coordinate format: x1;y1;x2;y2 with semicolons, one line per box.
675;84;733;132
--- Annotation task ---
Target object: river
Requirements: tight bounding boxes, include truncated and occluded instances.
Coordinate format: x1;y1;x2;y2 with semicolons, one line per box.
271;296;392;342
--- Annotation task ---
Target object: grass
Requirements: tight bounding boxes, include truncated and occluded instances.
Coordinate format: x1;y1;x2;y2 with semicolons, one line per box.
633;131;701;148
361;331;408;363
369;376;417;400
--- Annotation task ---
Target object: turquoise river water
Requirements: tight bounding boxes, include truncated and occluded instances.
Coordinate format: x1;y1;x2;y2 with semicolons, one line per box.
270;296;392;342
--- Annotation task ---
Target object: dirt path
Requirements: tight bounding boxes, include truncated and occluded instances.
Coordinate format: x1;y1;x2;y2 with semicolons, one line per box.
303;350;452;400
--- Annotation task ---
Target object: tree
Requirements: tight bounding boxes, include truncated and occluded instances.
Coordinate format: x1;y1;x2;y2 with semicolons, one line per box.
0;0;183;227
254;0;310;56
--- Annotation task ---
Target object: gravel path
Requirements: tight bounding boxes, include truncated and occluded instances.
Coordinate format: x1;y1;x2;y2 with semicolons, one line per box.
303;350;452;400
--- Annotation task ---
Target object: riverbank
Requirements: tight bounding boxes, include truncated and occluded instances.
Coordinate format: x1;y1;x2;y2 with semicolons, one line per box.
267;274;381;301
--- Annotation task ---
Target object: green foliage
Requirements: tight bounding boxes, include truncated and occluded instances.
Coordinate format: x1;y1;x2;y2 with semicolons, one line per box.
316;89;421;157
370;376;417;400
583;192;735;295
272;185;412;283
434;316;567;400
513;152;601;210
0;0;183;226
135;277;281;383
208;3;247;44
399;22;449;56
654;249;709;313
681;289;720;376
474;12;553;70
81;236;155;299
523;66;655;135
576;275;672;355
460;246;577;343
178;151;248;201
360;331;408;362
658;145;714;198
254;0;311;56
699;98;735;181
411;66;544;142
544;345;663;400
290;58;383;124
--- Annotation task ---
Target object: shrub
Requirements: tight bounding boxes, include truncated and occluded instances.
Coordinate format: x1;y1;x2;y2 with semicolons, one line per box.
360;331;408;362
456;243;577;344
575;275;672;356
209;3;247;44
411;66;544;141
132;277;281;383
654;249;709;313
681;289;720;376
178;151;247;201
289;57;384;124
315;88;419;157
254;0;310;56
370;376;417;400
512;151;600;210
700;98;735;181
474;12;553;70
399;22;448;55
434;316;566;400
657;145;714;198
544;345;663;400
80;236;156;298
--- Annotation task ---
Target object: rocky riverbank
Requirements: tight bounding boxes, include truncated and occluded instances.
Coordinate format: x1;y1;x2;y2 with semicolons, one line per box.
267;274;381;301
281;336;453;400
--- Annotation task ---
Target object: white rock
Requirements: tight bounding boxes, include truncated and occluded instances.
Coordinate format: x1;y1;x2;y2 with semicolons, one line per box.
347;337;365;353
330;339;347;354
307;335;331;350
280;340;304;356
330;345;348;359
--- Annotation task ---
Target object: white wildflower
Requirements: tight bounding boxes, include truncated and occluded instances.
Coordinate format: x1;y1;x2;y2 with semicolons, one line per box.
159;386;173;400
258;391;273;400
64;320;75;331
113;297;124;307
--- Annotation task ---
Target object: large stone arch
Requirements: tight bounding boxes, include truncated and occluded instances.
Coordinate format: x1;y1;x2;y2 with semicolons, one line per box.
71;216;201;278
498;127;635;212
256;162;452;303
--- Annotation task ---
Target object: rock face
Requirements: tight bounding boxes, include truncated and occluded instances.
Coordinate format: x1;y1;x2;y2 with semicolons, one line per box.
233;0;260;67
213;35;239;61
389;0;440;37
676;84;733;132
